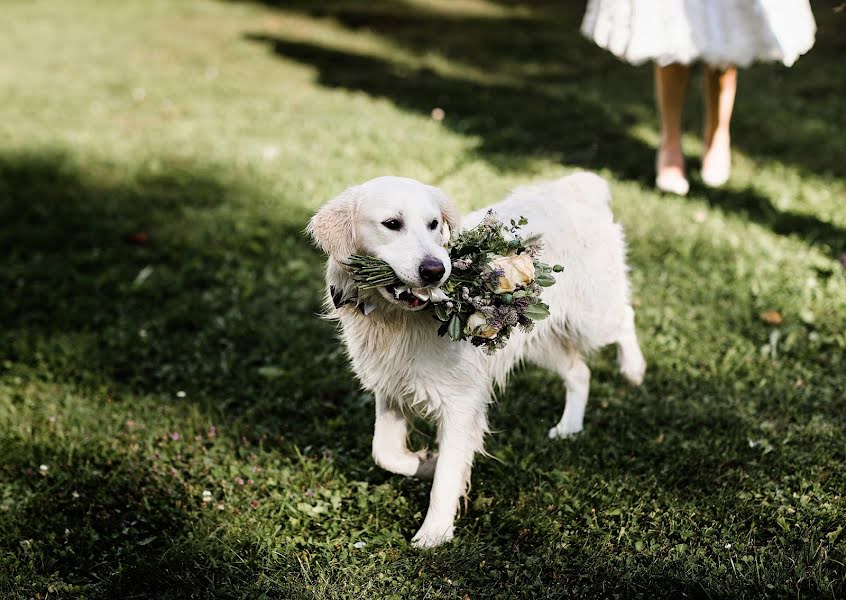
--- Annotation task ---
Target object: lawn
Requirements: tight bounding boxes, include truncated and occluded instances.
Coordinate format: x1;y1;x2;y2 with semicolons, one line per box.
1;0;844;597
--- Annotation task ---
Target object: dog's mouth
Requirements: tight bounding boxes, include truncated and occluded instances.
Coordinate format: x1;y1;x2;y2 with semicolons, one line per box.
380;284;431;310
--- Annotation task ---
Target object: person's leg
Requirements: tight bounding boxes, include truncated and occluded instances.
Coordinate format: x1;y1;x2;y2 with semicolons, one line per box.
655;63;691;195
702;65;737;187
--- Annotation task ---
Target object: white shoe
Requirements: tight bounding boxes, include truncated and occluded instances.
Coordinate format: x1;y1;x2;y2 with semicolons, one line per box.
655;149;689;196
701;133;731;188
655;171;690;196
701;162;730;188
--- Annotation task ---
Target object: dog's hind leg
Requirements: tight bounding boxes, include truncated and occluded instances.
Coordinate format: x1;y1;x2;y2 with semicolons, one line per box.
528;340;591;439
616;305;646;386
548;356;591;440
372;393;437;479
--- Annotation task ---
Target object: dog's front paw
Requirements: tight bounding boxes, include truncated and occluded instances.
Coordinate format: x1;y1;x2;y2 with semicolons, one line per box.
548;422;583;440
411;523;454;549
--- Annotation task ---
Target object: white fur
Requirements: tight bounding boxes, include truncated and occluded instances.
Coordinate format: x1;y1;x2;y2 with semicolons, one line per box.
308;173;645;548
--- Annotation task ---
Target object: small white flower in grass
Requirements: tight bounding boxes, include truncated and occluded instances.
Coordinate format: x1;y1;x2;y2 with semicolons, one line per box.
72;491;80;499
176;390;186;398
48;415;57;423
725;543;732;549
202;490;212;503
353;541;366;549
39;464;49;474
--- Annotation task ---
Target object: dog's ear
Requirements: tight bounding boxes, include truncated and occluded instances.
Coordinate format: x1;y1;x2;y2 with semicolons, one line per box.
307;185;362;258
428;185;461;245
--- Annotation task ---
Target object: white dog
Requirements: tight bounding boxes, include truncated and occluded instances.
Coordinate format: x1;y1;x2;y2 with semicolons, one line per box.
308;173;645;548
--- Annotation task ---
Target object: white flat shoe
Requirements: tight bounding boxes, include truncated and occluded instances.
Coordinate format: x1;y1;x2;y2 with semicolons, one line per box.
655;172;690;196
701;163;730;188
701;133;731;188
655;149;689;196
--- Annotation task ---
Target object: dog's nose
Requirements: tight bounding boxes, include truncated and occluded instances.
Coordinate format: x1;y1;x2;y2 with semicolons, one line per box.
418;257;446;285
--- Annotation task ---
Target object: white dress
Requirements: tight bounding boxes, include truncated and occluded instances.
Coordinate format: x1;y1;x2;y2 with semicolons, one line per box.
581;0;816;67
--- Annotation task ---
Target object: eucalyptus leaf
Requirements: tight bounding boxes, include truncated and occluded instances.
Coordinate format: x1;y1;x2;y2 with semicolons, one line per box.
523;302;551;320
447;314;463;341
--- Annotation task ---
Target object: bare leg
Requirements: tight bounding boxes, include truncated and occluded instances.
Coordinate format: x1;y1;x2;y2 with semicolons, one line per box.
702;65;737;187
655;63;691;195
372;393;437;479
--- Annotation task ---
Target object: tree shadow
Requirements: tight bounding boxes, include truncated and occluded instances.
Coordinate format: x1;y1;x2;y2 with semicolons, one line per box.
0;151;369;457
2;152;842;597
0;438;311;598
245;33;845;255
243;0;846;179
0;150;372;594
695;182;846;255
245;33;656;183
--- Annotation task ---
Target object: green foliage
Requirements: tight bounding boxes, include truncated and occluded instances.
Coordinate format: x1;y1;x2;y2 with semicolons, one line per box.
347;255;400;290
348;213;561;352
0;0;844;598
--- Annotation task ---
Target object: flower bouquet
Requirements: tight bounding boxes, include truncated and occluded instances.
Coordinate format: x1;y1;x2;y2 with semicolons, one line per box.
347;211;562;353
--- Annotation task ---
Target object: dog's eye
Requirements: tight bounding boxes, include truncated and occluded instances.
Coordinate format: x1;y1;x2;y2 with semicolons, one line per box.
428;219;439;230
381;219;403;231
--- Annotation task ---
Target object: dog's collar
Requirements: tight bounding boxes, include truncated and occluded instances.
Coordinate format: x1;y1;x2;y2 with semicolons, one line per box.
330;285;376;316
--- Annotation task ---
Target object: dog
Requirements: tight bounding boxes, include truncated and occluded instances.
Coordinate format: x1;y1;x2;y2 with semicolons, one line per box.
307;173;645;548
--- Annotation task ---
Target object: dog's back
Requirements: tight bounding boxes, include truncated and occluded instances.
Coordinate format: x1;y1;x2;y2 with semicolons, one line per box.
465;172;631;354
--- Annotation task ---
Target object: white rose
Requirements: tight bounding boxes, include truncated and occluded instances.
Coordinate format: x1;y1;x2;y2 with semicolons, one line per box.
466;312;499;339
485;253;535;294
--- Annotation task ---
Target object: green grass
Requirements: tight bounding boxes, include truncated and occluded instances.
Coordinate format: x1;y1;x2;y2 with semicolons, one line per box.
1;0;845;597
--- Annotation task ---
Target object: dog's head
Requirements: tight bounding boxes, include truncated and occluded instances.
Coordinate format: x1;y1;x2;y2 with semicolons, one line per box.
308;176;460;312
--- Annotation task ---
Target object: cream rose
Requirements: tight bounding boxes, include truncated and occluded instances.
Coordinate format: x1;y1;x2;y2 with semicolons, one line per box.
485;253;535;294
466;312;499;339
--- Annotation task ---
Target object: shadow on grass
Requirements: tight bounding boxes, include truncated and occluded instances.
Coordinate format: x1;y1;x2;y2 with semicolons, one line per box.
242;0;846;179
0;438;311;598
2;153;843;596
0;150;370;594
695;182;846;255
0;151;370;455
245;33;846;256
